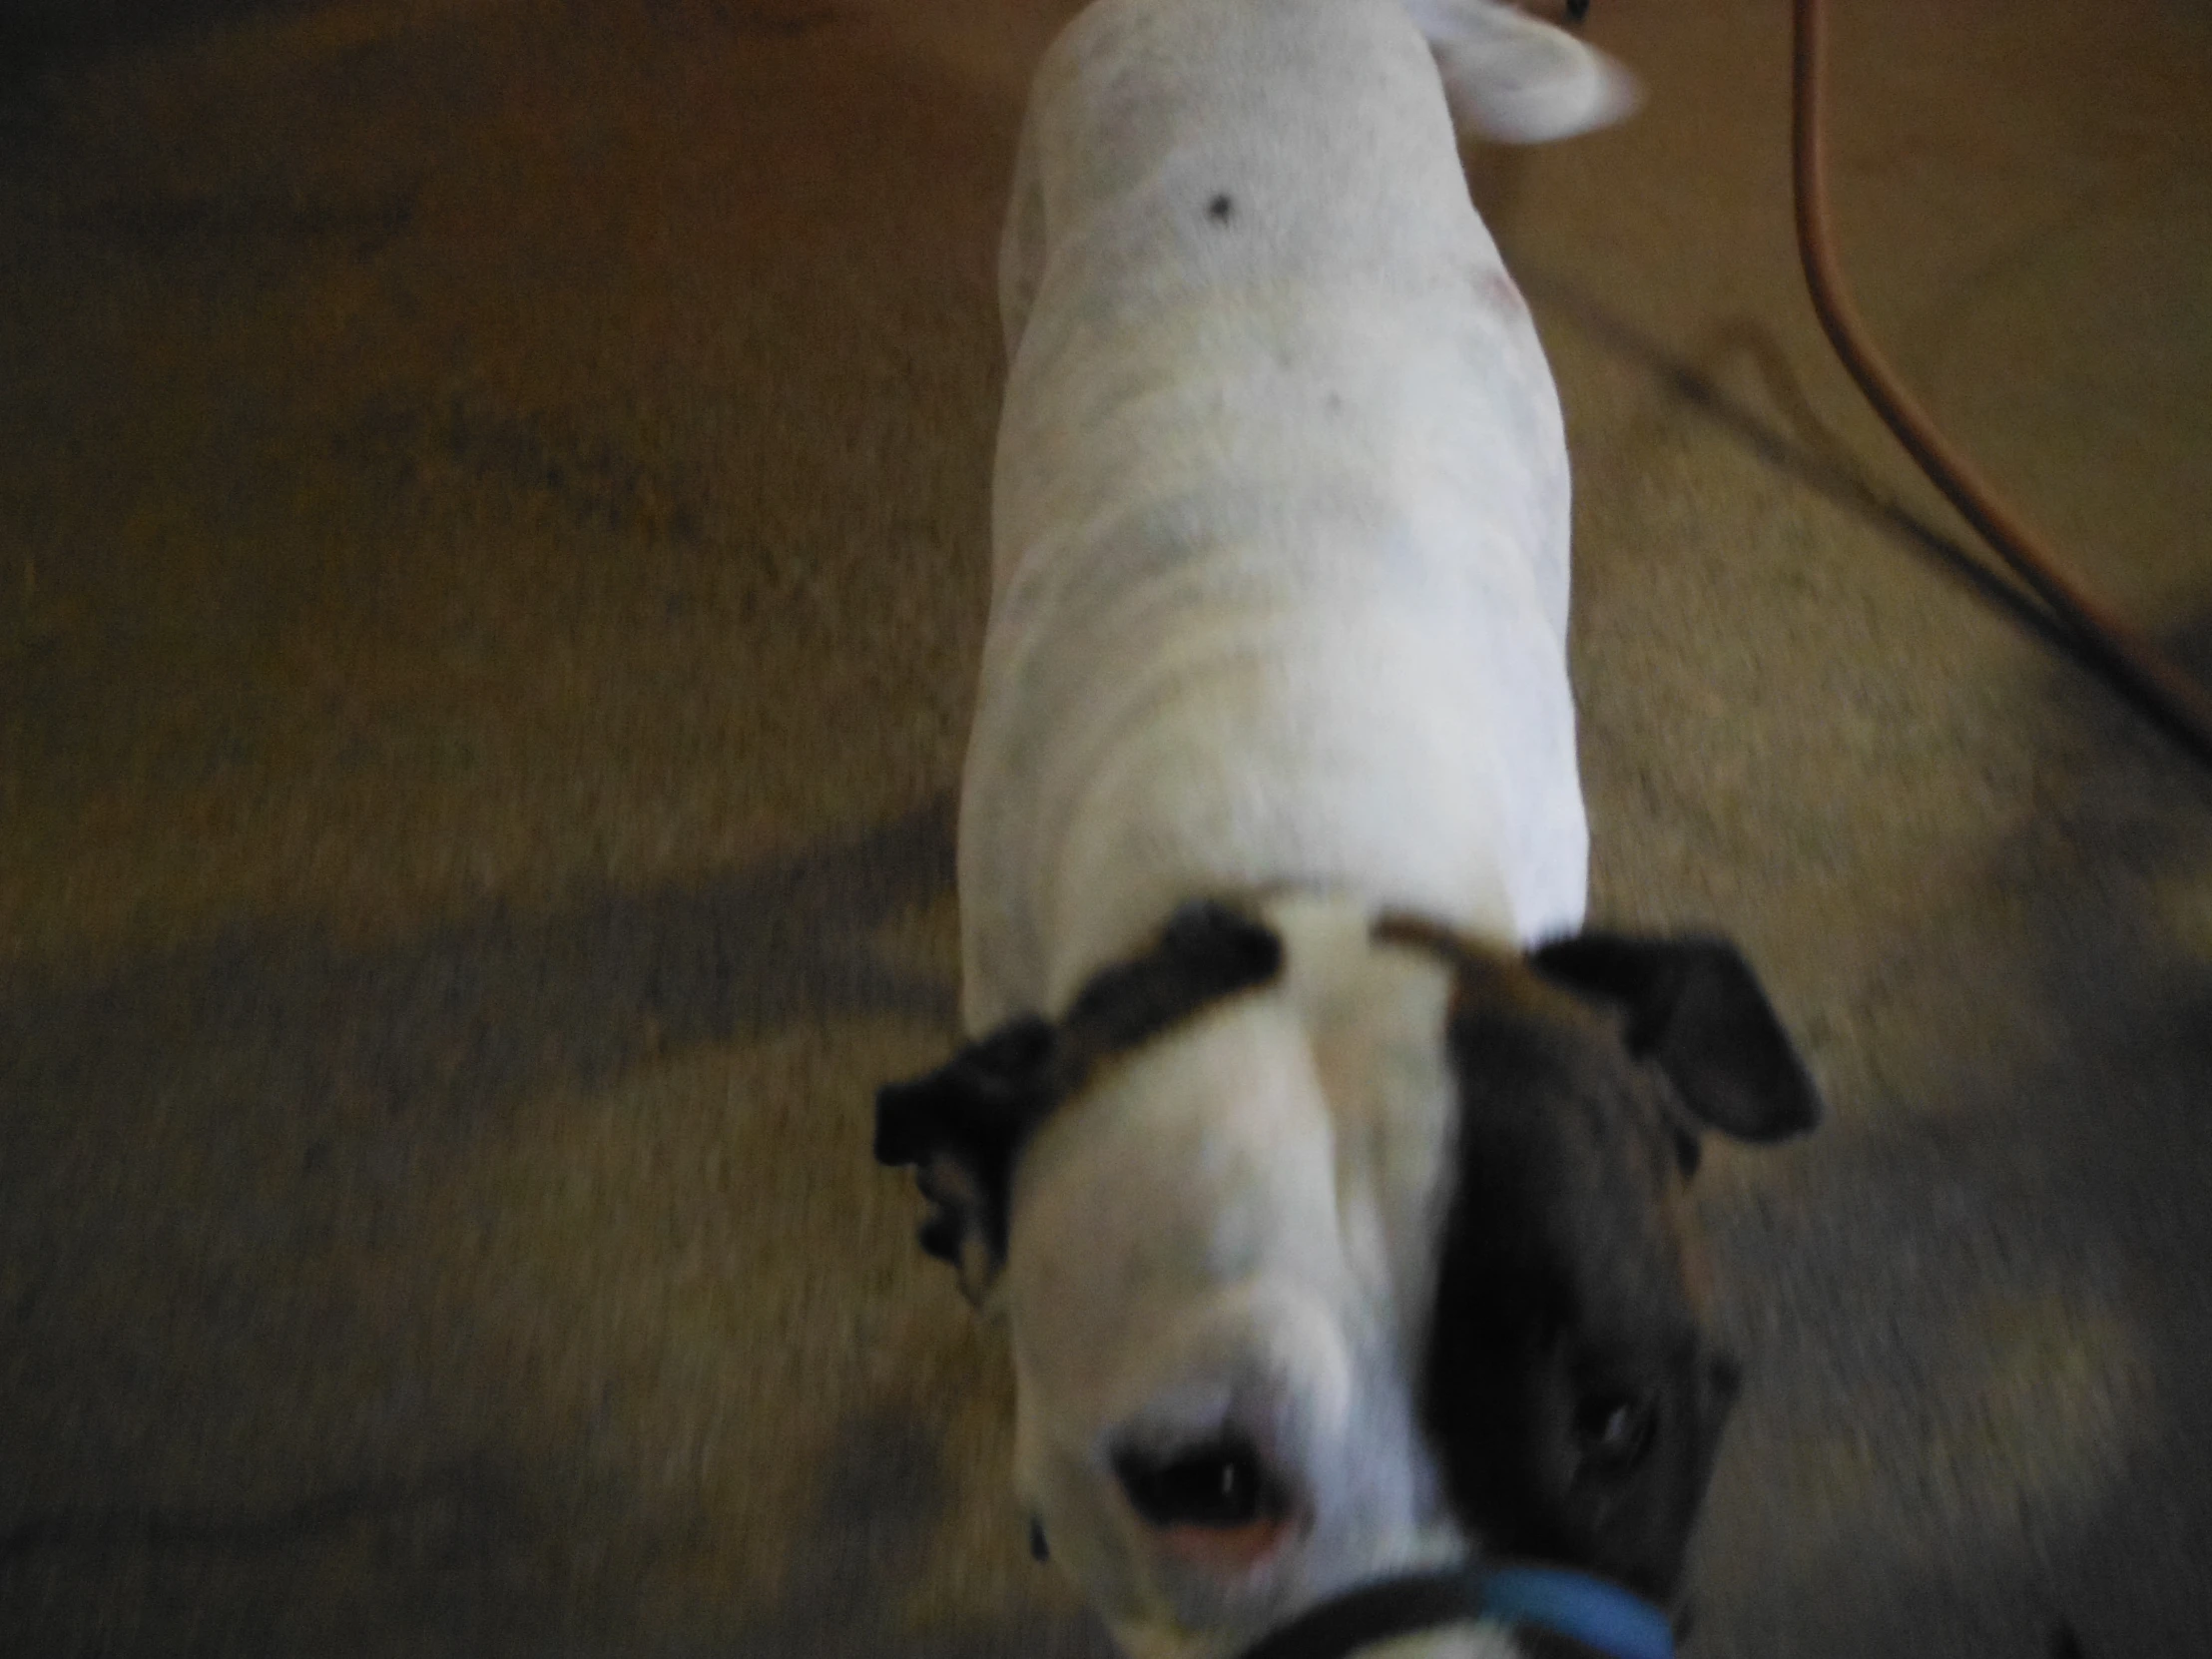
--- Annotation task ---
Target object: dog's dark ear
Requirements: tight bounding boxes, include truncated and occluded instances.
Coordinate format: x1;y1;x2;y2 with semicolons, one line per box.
874;1016;1056;1305
1531;933;1822;1146
1063;900;1284;1054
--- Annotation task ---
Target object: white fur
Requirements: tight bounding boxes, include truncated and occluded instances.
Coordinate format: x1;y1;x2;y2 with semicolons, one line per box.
1007;894;1472;1654
1405;0;1641;143
952;2;1637;1653
960;0;1618;1034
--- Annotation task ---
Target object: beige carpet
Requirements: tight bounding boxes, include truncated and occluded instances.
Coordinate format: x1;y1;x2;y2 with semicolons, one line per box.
3;1;2208;1653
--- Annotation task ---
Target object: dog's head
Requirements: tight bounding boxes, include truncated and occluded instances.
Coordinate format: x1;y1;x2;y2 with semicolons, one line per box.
877;896;1818;1656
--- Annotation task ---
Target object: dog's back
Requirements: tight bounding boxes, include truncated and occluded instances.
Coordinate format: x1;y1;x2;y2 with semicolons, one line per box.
961;0;1624;1030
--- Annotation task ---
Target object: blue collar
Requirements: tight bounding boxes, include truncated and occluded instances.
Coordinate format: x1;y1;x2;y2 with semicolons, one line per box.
1478;1564;1675;1659
1234;1562;1674;1659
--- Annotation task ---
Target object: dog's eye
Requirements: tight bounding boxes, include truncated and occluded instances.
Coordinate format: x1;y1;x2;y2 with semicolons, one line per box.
1113;1437;1281;1529
1572;1391;1656;1476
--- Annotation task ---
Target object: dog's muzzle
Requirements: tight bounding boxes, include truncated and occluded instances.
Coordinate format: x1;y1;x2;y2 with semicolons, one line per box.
1235;1563;1674;1659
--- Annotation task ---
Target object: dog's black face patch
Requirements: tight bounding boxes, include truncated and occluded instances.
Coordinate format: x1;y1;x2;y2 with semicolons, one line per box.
874;902;1282;1296
1421;983;1731;1601
1389;922;1818;1603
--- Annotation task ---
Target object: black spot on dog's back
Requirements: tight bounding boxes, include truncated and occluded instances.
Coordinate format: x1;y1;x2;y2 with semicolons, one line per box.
1207;192;1235;224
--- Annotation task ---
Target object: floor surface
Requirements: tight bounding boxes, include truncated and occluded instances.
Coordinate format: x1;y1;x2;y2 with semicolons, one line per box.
3;1;2209;1654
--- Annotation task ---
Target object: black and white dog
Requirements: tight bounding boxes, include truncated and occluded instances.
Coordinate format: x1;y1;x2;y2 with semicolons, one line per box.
878;4;1820;1656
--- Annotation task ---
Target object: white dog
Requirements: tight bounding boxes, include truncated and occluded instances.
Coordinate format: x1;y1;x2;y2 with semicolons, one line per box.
878;5;1819;1657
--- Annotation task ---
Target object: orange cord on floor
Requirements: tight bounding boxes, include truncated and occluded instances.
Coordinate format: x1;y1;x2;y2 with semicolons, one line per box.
1791;0;2212;766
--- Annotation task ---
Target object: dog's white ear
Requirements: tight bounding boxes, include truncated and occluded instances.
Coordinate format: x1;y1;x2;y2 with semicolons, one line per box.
1531;933;1824;1145
875;1018;1056;1306
1406;0;1641;144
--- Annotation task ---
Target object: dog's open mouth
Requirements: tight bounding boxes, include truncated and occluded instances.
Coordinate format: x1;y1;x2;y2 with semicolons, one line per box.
1161;1517;1294;1575
1114;1434;1299;1573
